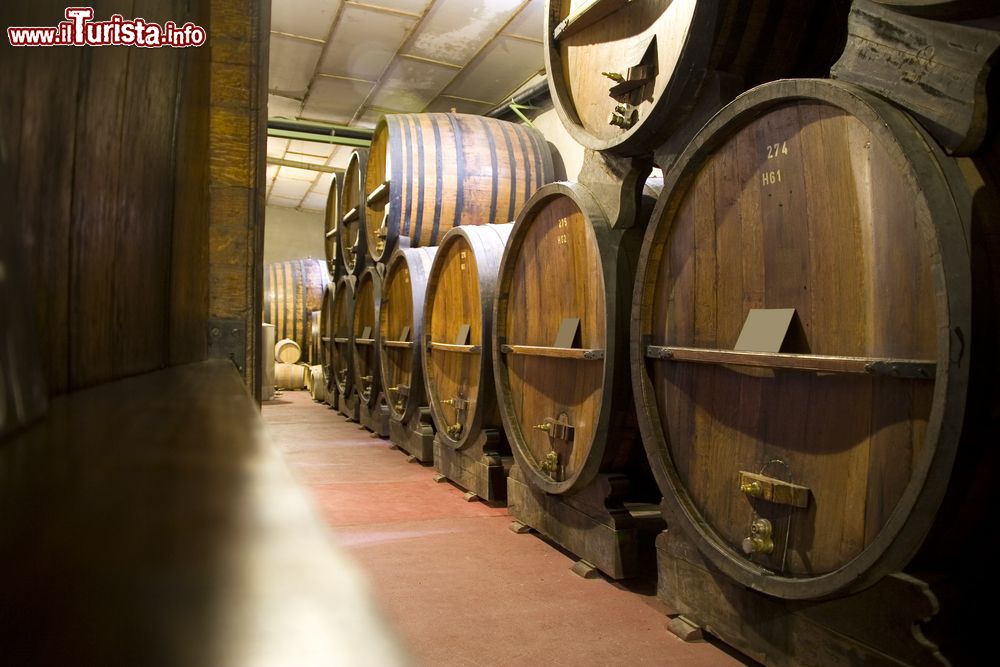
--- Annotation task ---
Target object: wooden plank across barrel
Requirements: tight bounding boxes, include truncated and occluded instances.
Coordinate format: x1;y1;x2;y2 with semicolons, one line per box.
339;149;370;277
263;259;329;354
352;265;389;436
380;246;438;462
631;78;987;614
324;171;343;281
331;274;358;420
363;113;554;264
492;181;662;579
422;223;515;502
544;0;852;157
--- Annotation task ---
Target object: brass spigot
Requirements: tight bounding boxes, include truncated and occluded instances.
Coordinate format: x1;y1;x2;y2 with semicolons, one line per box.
602;71;624;83
533;422;552;432
442;399;455;406
446;423;463;438
741;518;774;555
740;481;763;498
539;450;558;475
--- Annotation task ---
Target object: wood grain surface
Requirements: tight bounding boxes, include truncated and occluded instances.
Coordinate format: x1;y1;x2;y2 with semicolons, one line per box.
379;247;437;423
632;79;976;599
545;0;852;155
339;149;370;276
351;266;384;407
262;259;328;354
331;275;357;396
494;182;648;495
423;224;513;450
363;114;553;263
0;360;407;666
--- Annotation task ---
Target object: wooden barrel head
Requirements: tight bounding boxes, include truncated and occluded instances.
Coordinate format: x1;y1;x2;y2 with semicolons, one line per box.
324;172;341;280
495;183;634;494
339;149;369;276
423;224;513;449
364;114;552;263
320;283;335;392
632;79;971;599
544;0;852;156
332;275;356;396
352;266;383;406
379;247;436;423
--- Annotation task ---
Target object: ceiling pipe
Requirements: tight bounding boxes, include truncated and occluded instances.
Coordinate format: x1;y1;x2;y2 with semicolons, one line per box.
266;156;342;174
484;79;551;120
268;118;373;140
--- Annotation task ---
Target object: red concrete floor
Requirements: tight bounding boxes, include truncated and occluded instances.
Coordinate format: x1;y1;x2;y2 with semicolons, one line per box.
264;390;755;667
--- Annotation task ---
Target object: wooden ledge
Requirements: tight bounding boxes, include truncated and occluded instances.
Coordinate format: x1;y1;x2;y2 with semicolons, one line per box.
382;340;413;349
501;344;605;360
646;345;935;379
0;360;406;665
428;341;482;354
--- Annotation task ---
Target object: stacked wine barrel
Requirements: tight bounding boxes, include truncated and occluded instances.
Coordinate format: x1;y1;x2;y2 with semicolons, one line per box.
424;224;513;452
351;265;385;426
330;274;357;410
493;184;655;496
262;259;328;356
363;114;553;262
545;0;852;158
379;247;436;425
324;119;552;428
639;77;956;591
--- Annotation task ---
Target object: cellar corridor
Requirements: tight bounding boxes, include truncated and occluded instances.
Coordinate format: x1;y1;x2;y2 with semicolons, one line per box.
263;391;752;667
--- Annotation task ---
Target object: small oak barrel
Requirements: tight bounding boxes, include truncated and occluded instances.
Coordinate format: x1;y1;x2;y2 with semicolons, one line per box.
422;223;514;449
320;283;335;393
631;79;991;600
331;275;357;398
339;149;370;276
275;362;306;390
351;265;384;409
363;113;553;263
379;246;437;424
493;183;651;496
544;0;851;156
274;338;302;365
263;259;329;353
307;365;327;402
324;172;343;280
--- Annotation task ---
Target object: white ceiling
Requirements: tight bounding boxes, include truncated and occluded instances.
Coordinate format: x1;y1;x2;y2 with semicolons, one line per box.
266;0;547;211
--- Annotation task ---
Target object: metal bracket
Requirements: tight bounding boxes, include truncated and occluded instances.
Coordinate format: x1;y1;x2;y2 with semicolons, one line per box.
208;318;246;376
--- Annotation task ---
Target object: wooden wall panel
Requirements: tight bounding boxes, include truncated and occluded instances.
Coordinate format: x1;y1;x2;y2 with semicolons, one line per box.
0;0;267;398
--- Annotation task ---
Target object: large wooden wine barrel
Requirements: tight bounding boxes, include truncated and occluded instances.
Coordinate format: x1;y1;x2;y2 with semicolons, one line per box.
544;0;851;156
351;266;384;408
324;172;342;280
379;247;437;424
338;149;370;276
363;114;553;264
263;259;329;353
320;282;335;393
631;79;986;600
493;183;651;496
331;275;356;398
872;0;996;18
423;224;513;449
